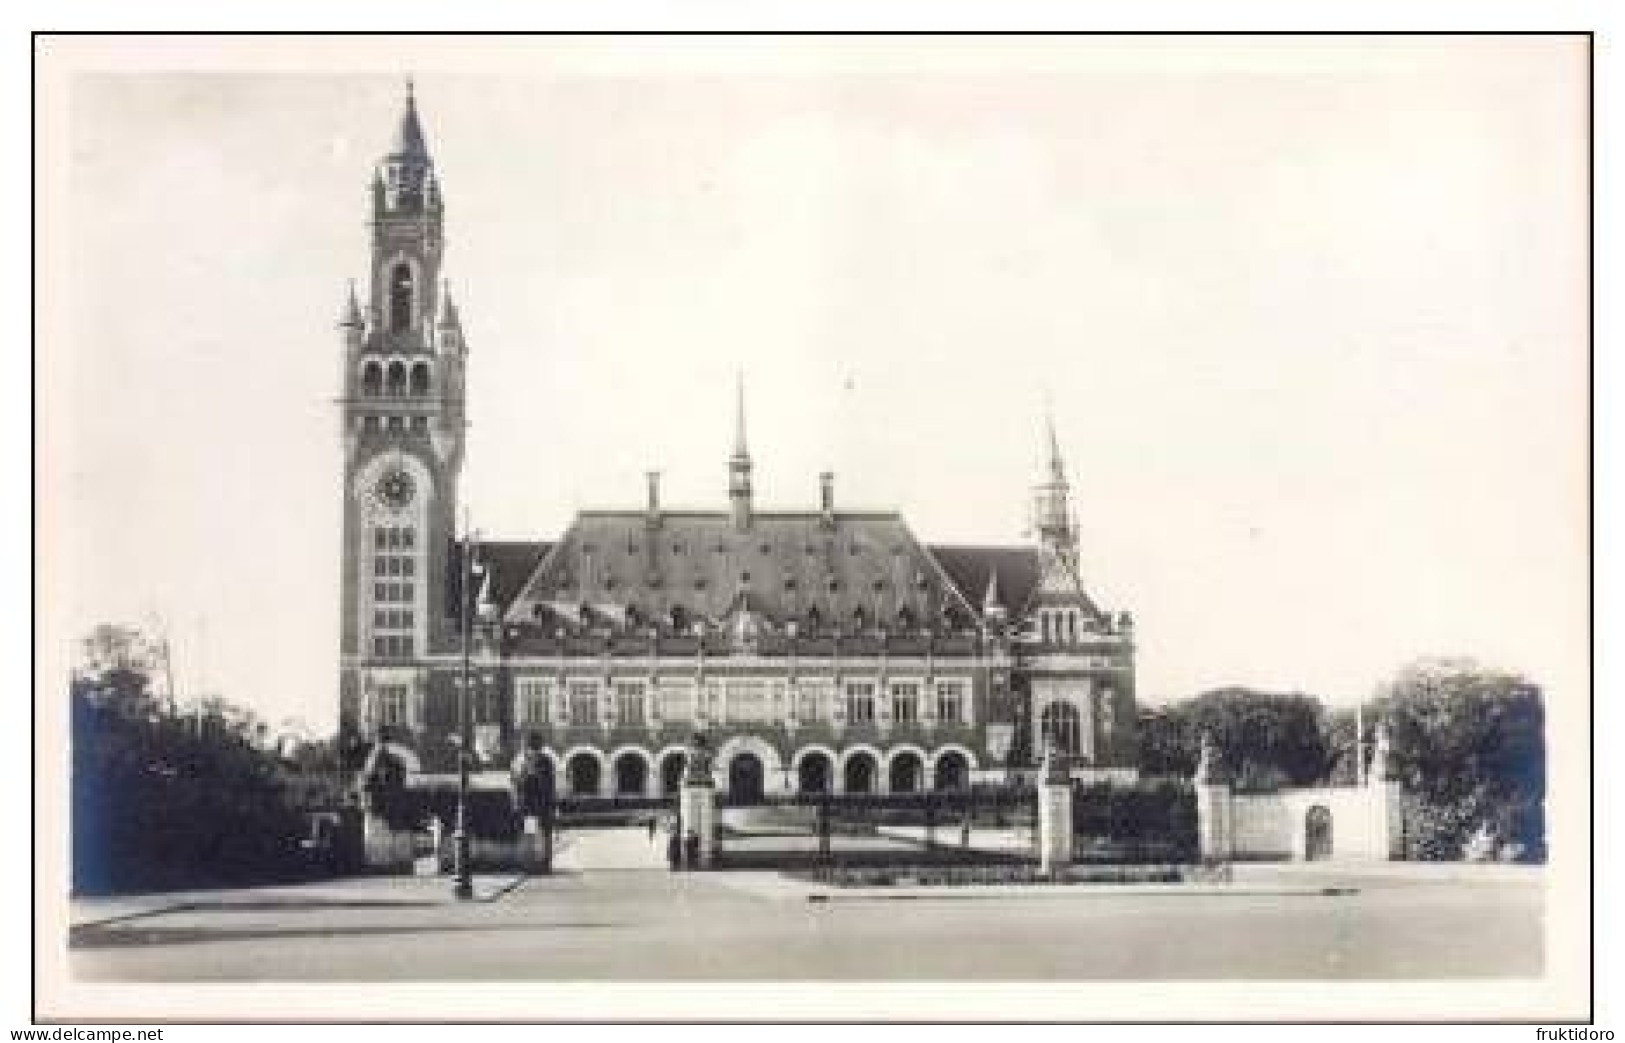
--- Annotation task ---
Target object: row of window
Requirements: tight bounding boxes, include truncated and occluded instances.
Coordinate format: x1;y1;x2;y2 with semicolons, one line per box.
356;414;431;434
1037;608;1086;646
374;581;416;604
373;635;415;659
358;360;433;397
374;526;417;551
373;608;415;630
508;678;967;728
373;555;417;578
373;683;409;727
582;540;915;559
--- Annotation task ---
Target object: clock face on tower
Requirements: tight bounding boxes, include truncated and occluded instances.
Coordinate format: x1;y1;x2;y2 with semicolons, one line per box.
372;467;417;513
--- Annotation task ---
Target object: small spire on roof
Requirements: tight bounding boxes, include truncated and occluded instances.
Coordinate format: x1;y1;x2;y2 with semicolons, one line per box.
341;279;363;326
1044;403;1066;485
437;281;460;329
983;567;1003;613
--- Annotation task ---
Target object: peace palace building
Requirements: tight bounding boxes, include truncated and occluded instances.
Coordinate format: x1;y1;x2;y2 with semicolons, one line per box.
338;89;1141;805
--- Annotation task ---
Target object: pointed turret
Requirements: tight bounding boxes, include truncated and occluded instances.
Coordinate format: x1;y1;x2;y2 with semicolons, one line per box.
437;282;460;328
340;280;365;357
375;79;436;217
728;371;753;531
436;283;464;355
389;78;429;160
340;280;364;328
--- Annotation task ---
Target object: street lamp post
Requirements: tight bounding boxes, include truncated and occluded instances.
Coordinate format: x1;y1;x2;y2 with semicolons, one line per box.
453;521;477;901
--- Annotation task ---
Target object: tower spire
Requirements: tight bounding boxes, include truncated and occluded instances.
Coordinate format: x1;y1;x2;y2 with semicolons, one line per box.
390;77;429;160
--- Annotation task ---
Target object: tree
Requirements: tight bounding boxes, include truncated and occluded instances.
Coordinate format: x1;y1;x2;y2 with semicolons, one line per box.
1373;658;1545;861
71;623;334;893
1140;688;1332;791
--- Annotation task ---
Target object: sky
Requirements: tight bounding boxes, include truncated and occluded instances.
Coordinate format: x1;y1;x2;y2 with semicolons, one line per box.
39;37;1589;733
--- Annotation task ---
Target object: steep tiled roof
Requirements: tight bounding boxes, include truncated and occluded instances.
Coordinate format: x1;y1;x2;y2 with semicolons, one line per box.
928;545;1042;617
503;511;983;631
453;526;1108;635
447;540;552;619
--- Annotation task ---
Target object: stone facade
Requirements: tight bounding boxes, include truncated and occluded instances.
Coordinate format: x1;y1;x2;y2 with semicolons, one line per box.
336;89;1141;819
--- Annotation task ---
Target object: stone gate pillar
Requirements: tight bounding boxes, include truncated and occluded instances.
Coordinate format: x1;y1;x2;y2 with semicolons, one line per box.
1193;733;1233;861
1037;743;1074;876
362;809;412;871
680;731;720;868
1367;723;1404;860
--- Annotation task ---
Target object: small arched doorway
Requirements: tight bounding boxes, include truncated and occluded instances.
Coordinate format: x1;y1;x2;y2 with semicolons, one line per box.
658;751;686;795
797;752;833;794
728;752;765;804
888;751;924;794
566;752;602;797
933;751;969;792
613;752;649;797
1305;805;1334;861
843;751;878;795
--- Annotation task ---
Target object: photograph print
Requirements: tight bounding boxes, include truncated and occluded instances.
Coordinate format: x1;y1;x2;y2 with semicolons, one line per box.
35;33;1589;1022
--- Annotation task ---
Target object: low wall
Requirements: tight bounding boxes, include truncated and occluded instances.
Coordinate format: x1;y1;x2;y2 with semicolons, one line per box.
1225;781;1400;861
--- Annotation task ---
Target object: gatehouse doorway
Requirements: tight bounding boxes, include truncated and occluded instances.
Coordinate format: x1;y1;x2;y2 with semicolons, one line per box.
1305;804;1333;861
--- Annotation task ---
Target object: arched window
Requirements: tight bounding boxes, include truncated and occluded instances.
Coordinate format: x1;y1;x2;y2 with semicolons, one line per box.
1040;702;1083;757
386;361;407;396
360;360;382;397
410;362;431;397
388;263;414;333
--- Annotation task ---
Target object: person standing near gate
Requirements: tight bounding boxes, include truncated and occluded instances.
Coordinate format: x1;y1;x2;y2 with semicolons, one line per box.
666;828;682;871
683;830;700;870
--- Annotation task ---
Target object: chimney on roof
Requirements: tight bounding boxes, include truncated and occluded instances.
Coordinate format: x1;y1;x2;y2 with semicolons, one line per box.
646;471;662;528
819;471;836;529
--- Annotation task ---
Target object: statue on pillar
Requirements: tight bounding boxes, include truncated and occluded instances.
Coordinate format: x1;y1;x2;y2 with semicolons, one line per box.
684;729;714;786
359;743;405;817
509;736;551;816
1194;731;1221;786
1368;721;1394;784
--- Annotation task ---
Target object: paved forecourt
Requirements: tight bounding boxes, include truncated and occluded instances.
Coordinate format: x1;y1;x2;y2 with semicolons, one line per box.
69;853;1544;983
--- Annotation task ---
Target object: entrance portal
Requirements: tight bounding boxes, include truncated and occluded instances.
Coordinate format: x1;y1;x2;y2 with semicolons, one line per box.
843;752;878;794
728;752;765;804
888;752;924;794
933;751;969;791
613;752;649;796
798;752;833;794
566;753;602;797
1305;804;1333;861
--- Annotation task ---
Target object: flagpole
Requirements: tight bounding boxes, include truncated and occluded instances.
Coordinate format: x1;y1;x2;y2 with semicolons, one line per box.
453;509;475;901
1355;698;1365;786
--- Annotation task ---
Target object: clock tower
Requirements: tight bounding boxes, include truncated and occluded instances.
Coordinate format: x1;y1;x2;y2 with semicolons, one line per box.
337;83;468;745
